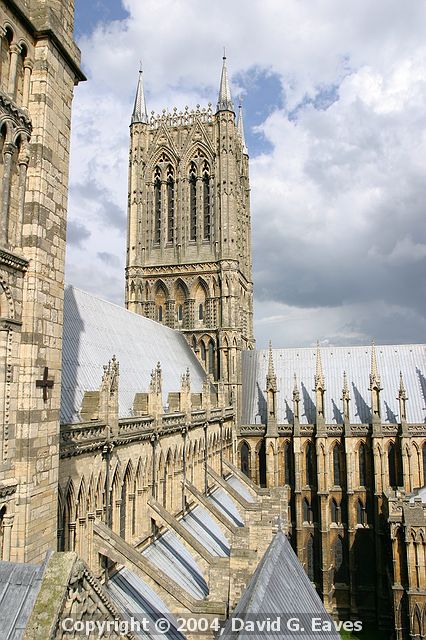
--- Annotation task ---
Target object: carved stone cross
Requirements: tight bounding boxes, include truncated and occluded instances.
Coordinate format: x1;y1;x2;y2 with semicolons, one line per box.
36;366;54;402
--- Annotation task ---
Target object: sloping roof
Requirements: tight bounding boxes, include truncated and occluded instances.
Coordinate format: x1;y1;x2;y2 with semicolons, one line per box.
107;567;184;640
142;528;209;599
61;286;208;423
242;344;426;425
222;531;339;640
0;561;45;640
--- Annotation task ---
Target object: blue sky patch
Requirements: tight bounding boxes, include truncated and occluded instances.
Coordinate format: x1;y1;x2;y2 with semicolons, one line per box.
234;67;283;156
74;0;129;38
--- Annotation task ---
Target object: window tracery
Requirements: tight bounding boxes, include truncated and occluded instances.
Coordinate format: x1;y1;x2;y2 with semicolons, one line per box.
154;166;161;244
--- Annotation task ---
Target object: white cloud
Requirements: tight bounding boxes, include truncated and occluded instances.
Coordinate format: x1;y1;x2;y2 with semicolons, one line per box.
67;0;426;345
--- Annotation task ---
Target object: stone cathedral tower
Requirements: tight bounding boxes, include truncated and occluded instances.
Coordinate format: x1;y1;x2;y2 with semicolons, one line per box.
0;0;83;563
125;57;255;402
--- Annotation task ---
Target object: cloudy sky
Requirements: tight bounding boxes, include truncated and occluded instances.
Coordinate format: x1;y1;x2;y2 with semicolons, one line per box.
68;0;426;348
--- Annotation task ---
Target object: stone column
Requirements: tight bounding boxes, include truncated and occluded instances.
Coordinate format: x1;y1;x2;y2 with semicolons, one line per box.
16;141;29;247
128;494;135;540
68;522;76;552
1;143;16;244
187;298;195;329
166;299;175;328
22;60;33;109
7;43;21;96
87;513;96;572
2;513;14;561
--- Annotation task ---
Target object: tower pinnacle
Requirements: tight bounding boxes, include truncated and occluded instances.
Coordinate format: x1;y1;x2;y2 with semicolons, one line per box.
132;64;148;124
217;53;234;113
237;102;248;155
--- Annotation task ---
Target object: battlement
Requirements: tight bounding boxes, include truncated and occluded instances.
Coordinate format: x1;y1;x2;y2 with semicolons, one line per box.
143;103;215;129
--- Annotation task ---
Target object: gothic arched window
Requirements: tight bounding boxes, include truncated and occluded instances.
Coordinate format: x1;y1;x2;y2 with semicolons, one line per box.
166;166;174;243
333;444;341;486
388;442;402;488
208;340;215;377
306;441;314;486
154;166;161;244
202;161;211;240
198;303;204;320
332;537;347;583
200;342;206;364
240;441;250;477
359;442;367;487
284;441;293;485
357;499;365;525
189;162;197;241
303;498;312;523
331;498;339;524
177;304;183;321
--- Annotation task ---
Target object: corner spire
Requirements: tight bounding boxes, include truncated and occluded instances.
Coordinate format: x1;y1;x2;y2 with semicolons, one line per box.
369;340;382;391
237;101;248;155
216;52;234;113
266;340;277;391
132;63;148;124
314;341;325;391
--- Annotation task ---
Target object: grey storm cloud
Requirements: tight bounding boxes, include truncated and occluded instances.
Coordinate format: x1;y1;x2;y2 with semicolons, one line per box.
73;179;127;232
97;251;121;267
66;0;426;348
67;220;91;247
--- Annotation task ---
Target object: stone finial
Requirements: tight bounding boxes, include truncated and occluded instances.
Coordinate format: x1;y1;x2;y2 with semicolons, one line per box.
266;340;277;391
216;52;234;113
100;355;119;434
266;341;278;436
131;63;148;124
181;367;191;392
237;101;248;155
369;341;382;420
292;373;300;421
314;341;325;391
102;355;119;396
369;340;382;391
341;371;350;422
314;342;325;421
397;371;408;422
150;361;162;394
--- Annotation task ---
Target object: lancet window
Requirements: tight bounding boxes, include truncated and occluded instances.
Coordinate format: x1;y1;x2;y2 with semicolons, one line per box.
154;166;161;244
166;165;174;243
202;161;211;240
189;162;197;241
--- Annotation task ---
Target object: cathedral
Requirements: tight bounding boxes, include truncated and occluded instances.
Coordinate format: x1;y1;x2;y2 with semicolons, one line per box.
0;1;425;639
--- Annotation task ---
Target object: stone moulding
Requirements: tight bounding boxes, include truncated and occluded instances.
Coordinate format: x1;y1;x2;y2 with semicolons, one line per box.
60;410;235;458
0;248;29;273
0;90;32;131
0;480;17;499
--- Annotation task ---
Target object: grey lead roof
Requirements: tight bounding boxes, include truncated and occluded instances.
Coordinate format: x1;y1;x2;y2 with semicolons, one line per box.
107;567;184;640
242;344;426;425
61;286;208;423
221;531;340;640
142;529;208;599
0;561;45;640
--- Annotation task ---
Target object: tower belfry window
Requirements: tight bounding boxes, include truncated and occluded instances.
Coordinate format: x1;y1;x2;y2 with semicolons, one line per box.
167;166;174;243
189;162;197;241
154;166;161;244
202;161;211;240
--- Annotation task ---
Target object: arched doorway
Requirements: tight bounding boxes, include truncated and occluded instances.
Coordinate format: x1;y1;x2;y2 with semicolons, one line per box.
240;441;250;478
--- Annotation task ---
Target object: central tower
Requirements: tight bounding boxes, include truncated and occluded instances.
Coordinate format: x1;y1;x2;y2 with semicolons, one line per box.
125;57;254;400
